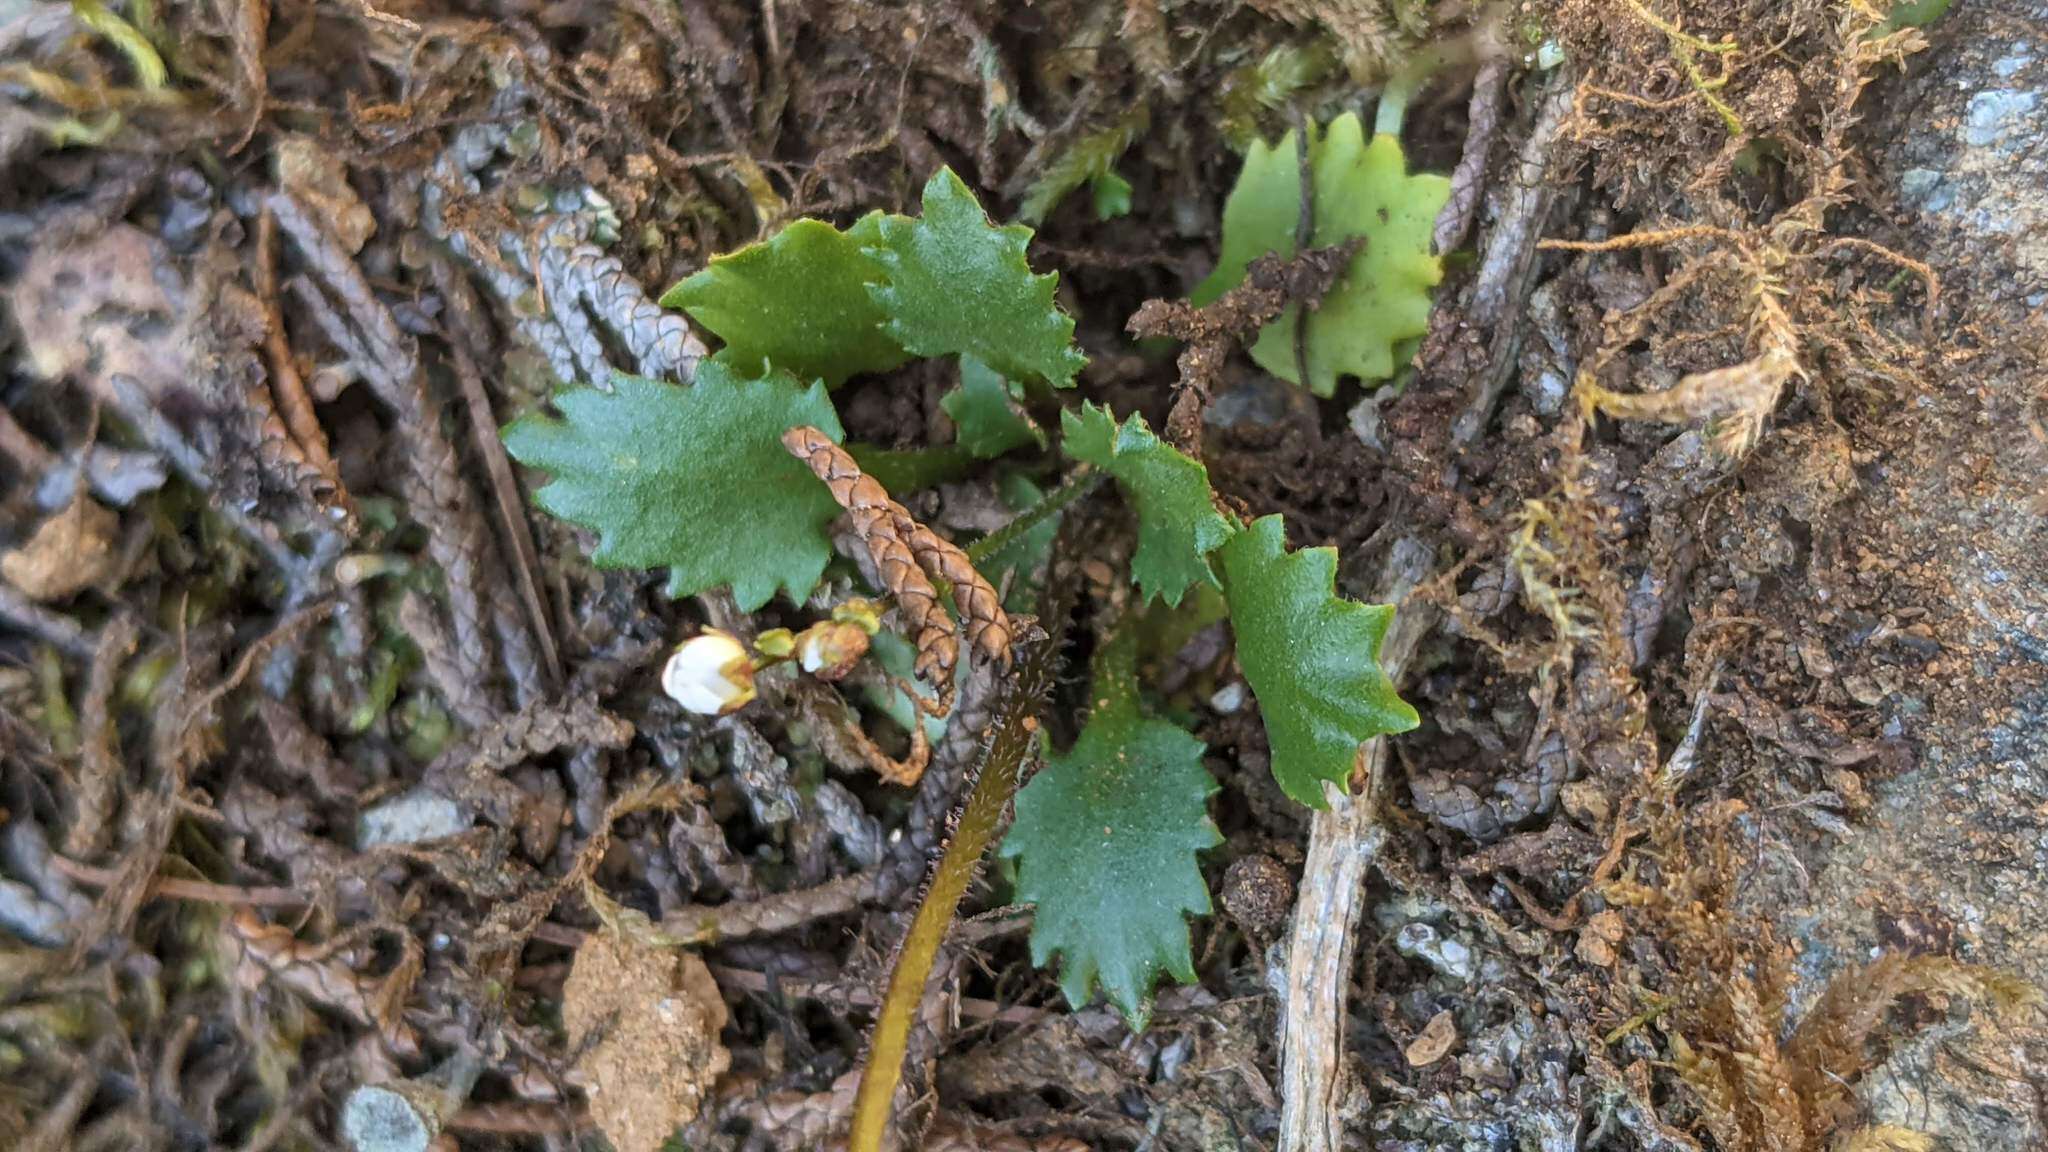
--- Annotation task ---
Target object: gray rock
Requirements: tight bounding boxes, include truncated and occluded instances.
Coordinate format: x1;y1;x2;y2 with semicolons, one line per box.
1393;921;1477;983
1855;1013;2046;1152
1887;7;2047;287
357;788;470;848
1963;89;2039;148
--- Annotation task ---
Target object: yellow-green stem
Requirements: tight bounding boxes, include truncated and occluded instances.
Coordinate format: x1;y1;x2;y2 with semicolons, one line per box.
847;631;1060;1151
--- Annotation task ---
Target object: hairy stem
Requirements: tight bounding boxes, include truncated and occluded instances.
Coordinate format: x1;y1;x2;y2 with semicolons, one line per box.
964;467;1101;567
848;628;1060;1152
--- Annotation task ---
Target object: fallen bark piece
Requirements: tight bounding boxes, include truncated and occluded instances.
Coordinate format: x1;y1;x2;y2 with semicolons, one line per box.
563;924;731;1152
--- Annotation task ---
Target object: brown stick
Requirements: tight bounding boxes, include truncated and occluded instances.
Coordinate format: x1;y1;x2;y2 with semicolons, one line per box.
1274;72;1578;1140
1452;73;1577;447
50;854;308;908
444;336;561;690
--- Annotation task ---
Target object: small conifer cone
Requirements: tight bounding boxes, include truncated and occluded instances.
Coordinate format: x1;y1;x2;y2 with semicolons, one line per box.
893;513;1012;668
782;427;959;682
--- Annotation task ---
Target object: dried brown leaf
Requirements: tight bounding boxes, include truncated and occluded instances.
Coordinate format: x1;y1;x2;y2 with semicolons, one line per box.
1404;1009;1457;1067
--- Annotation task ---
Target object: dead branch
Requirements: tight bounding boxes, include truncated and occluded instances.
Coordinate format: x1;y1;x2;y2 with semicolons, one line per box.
1433;54;1509;256
660;870;877;943
1128;243;1360;456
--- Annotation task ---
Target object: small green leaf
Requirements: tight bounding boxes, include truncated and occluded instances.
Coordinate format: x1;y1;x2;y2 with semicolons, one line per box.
1218;515;1419;807
869;168;1087;389
1090;170;1133;221
1017;106;1148;225
660;214;910;388
860;630;952;746
1194;112;1451;396
1061;403;1234;607
941;355;1043;458
1874;0;1950;33
1001;629;1220;1027
502;366;845;611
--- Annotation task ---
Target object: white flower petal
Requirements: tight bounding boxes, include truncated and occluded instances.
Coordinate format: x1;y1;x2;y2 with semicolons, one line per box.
663;632;755;715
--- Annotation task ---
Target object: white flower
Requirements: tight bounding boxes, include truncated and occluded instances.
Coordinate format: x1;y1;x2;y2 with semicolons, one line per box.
662;631;756;715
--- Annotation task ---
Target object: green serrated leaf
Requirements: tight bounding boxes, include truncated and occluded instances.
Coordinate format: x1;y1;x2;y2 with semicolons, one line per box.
502;366;845;611
1218;515;1420;807
868;168;1087;389
1061;403;1234;607
1001;629;1219;1027
1194;112;1451;396
660;214;910;388
941;354;1043;459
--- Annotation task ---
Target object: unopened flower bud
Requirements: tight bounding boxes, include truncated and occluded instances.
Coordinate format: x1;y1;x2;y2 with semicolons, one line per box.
831;598;884;635
662;630;756;715
795;621;870;682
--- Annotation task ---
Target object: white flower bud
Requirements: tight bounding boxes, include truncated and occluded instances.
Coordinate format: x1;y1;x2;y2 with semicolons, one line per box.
662;631;756;715
795;621;870;682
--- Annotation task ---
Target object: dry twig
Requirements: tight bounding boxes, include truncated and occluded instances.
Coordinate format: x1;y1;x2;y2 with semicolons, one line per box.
1129;243;1360;455
253;207;350;527
660;870;876;943
1451;72;1577;446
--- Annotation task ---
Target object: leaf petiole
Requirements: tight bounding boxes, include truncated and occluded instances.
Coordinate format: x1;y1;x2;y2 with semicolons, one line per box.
964;467;1102;568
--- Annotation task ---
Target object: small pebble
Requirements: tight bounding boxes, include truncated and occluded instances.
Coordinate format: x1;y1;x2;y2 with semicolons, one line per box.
358;788;470;848
1394;922;1476;982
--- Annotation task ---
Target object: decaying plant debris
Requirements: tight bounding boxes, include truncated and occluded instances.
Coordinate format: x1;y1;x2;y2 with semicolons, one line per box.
4;0;2047;1151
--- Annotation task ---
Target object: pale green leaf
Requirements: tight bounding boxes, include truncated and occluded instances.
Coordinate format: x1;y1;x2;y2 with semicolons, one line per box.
1218;515;1420;807
941;354;1043;459
860;629;952;746
1001;630;1220;1027
659;214;909;388
868;168;1087;389
502;366;845;611
1061;403;1234;606
1194;112;1451;396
